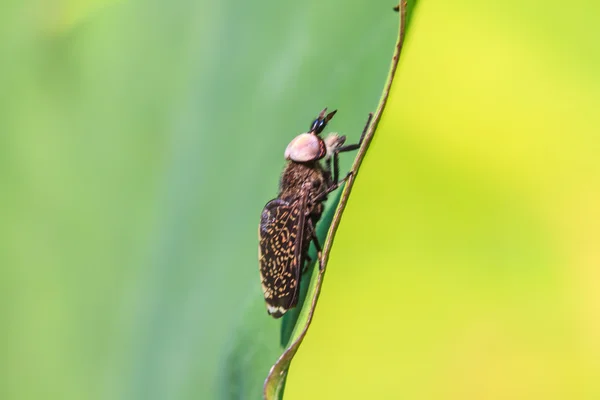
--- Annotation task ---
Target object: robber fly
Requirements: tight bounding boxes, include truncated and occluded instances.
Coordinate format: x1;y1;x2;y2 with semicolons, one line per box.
258;108;372;318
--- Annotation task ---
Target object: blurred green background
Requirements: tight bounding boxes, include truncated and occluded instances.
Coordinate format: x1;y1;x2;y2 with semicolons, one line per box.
0;0;396;399
2;0;599;399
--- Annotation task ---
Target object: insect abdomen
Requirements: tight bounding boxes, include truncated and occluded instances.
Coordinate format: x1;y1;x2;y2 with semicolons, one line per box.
258;199;303;317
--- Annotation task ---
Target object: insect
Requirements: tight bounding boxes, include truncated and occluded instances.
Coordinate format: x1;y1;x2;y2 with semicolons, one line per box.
258;108;372;318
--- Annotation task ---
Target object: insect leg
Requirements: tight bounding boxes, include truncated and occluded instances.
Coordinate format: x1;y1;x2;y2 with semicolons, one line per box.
311;172;352;205
325;154;333;183
332;143;340;184
336;112;373;154
302;253;312;274
330;112;373;184
306;217;324;270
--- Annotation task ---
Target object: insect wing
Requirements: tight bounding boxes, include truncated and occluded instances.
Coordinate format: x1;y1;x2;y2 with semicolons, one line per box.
258;195;307;318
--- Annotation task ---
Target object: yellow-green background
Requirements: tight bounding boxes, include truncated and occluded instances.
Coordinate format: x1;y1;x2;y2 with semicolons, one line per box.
1;0;599;399
287;0;600;399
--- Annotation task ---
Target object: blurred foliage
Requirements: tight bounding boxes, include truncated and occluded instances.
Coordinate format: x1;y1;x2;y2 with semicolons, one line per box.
0;0;396;399
286;0;600;399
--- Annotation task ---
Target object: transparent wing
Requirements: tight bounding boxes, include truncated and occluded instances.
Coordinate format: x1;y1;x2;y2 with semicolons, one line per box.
258;193;308;318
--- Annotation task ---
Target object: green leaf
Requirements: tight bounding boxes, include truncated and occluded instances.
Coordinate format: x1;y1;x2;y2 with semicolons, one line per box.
262;2;418;399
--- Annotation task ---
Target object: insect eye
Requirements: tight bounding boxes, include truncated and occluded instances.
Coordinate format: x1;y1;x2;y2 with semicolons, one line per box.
310;119;320;132
311;119;326;134
317;121;325;133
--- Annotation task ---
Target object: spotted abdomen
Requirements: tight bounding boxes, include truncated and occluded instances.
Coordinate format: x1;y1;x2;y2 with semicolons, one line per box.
258;197;306;318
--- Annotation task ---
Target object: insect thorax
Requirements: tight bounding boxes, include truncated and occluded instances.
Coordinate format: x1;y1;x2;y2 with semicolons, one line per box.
279;161;328;202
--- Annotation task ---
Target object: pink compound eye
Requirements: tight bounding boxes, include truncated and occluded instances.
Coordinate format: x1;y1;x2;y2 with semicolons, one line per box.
284;133;326;162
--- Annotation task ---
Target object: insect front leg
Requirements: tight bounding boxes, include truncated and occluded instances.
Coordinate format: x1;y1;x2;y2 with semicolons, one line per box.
332;113;373;183
344;112;373;152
